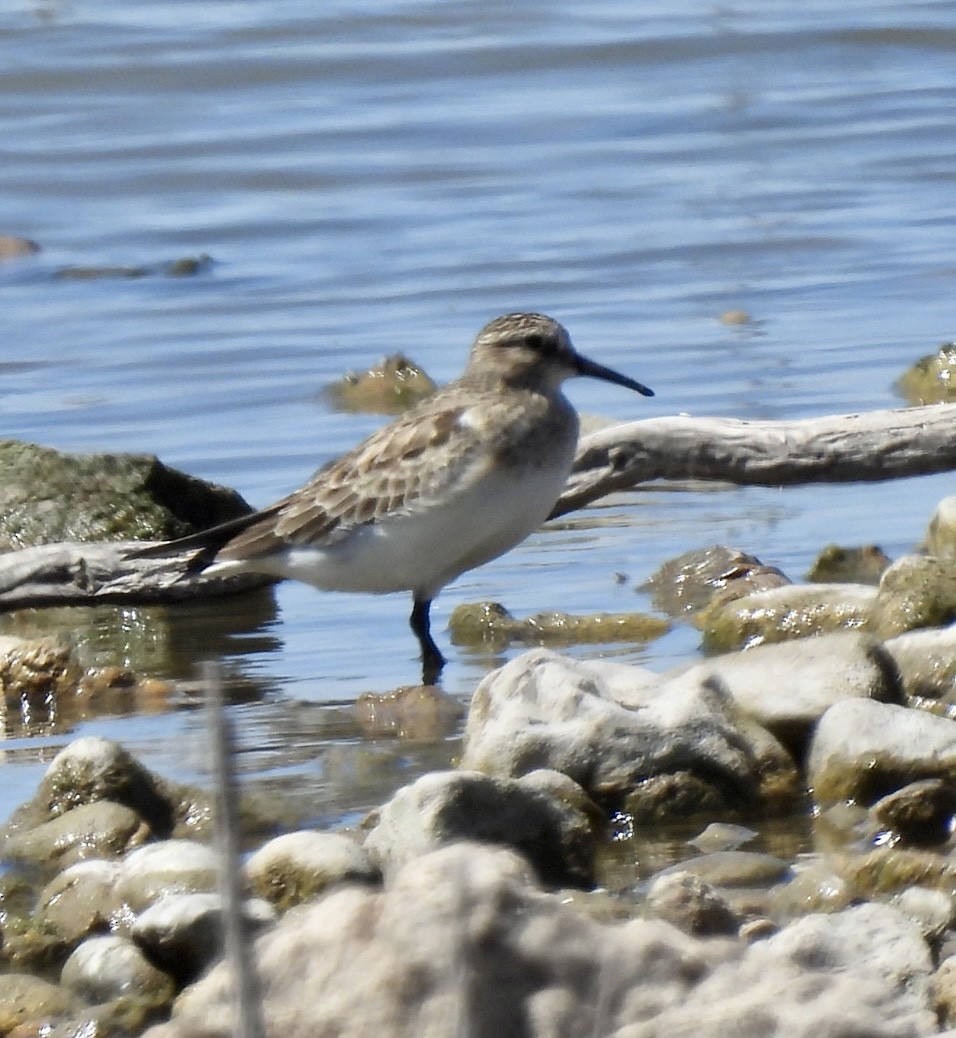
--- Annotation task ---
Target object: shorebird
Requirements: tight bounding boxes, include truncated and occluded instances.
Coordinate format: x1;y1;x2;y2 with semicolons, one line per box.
137;313;653;683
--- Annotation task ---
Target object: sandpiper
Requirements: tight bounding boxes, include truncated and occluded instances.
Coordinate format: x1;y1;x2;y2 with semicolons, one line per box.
139;313;653;683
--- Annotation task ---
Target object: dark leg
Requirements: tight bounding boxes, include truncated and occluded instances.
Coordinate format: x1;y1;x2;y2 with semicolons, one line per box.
410;596;445;685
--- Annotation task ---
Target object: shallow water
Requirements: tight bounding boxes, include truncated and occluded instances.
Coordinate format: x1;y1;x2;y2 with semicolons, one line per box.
1;0;955;828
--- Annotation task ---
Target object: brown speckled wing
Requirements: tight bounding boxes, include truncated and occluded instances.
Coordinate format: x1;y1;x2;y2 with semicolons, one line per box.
215;403;474;562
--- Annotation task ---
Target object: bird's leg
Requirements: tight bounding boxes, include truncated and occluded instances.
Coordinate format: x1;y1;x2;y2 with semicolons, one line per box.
410;596;445;685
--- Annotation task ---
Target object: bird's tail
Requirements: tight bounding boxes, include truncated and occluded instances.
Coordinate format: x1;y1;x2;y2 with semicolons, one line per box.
125;507;274;573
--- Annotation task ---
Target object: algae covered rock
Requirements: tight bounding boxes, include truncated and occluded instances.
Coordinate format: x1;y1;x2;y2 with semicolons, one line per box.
808;698;956;807
896;342;956;405
0;439;251;549
246;831;379;911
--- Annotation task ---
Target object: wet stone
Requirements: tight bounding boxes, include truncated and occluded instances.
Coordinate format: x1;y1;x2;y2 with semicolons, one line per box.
808;698;956;808
643;545;790;618
645;871;741;935
869;779;956;847
114;840;219;913
132;892;276;983
37;860;121;945
873;554;956;639
700;582;877;653
245;831;380;911
363;768;597;888
2;801;149;870
449;600;669;651
806;543;891;584
924;496;956;560
655;850;792;889
60;934;175;1006
884;627;956;704
325;353;436;414
896;343;956;405
0;974;82;1035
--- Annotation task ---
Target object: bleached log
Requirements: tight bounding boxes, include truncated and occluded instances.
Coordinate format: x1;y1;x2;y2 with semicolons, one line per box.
0;540;269;608
551;403;956;517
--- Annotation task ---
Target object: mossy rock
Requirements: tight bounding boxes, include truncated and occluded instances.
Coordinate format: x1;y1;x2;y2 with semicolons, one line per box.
0;440;252;550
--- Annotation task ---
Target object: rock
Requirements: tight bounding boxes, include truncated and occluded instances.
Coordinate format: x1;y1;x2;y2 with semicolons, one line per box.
461;649;799;816
807;699;956;807
363;768;597;887
884;626;956;703
143;843;938;1038
20;737;172;831
896;343;956;405
770;862;854;917
0;974;81;1034
354;684;464;740
676;631;902;753
643;545;790;617
655;850;792;889
245;831;379;911
645;872;741;935
806;543;891;584
324;353;436;414
760;902;934;1024
2;801;148;869
700;583;877;652
688;823;757;853
841;848;956;898
60;935;175;1005
132;892;276;982
0;235;40;260
448;600;669;651
934;955;956;1027
0;439;251;549
0;639;82;719
2;737;211;851
36;860;121;945
114;841;219;913
873;555;956;638
869;779;956;846
923;496;956;559
892;887;956;943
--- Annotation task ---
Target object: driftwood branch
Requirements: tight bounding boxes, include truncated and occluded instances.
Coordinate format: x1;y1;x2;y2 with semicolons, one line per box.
0;403;952;607
551;402;956;517
0;541;270;609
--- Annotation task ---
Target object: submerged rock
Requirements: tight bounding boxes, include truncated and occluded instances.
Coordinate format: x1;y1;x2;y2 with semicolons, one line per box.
643;545;790;618
449;600;669;651
143;843;938;1038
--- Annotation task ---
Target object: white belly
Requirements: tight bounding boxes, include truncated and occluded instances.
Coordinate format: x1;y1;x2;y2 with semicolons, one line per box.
205;460;570;600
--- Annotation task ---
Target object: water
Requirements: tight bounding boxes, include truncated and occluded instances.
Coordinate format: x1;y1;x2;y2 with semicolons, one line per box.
1;0;955;824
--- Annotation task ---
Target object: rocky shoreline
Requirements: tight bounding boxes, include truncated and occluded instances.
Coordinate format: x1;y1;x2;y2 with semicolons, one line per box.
3;600;956;1034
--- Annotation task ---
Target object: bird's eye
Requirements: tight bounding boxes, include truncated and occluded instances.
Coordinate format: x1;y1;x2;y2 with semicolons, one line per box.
524;333;545;350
